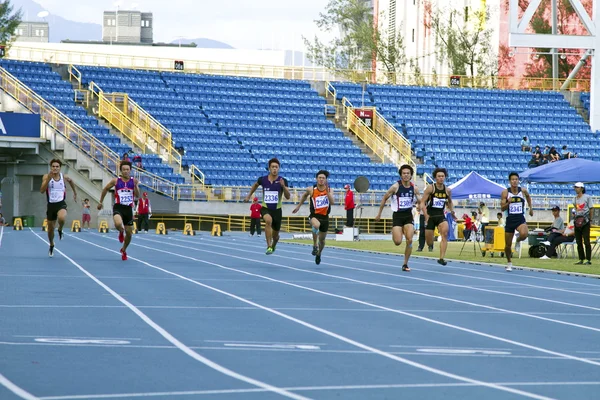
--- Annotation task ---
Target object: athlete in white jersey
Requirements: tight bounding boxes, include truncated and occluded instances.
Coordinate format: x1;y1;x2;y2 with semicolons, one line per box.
40;159;78;257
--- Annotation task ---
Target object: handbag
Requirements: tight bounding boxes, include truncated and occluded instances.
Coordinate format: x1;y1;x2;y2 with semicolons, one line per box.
574;216;587;228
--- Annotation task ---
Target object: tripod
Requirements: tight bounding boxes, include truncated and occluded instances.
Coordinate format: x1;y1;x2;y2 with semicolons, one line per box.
459;226;483;256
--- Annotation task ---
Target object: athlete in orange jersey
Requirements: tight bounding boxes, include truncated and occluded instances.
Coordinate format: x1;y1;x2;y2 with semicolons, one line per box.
293;170;335;265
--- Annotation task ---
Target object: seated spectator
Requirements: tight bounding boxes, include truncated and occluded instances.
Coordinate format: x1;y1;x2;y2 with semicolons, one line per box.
132;154;143;169
540;224;575;259
521;136;531;151
548;146;561;162
528;152;542;168
497;212;505;228
561;145;576;159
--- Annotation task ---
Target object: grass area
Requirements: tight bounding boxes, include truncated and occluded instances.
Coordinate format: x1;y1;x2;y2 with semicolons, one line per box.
283;239;600;276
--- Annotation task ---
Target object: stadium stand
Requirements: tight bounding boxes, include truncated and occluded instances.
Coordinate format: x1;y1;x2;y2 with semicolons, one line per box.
0;59;184;184
331;82;600;196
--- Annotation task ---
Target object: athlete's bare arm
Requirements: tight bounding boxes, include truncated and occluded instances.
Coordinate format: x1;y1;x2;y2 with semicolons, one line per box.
244;182;260;202
375;182;399;221
420;185;432;220
40;174;51;194
445;187;457;220
522;187;534;216
292;186;312;214
500;189;509;212
97;178;117;210
133;178;140;199
414;185;421;212
64;175;78;201
280;177;291;200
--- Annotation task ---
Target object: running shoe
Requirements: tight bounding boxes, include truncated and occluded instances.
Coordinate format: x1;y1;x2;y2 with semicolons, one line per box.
58;229;63;240
505;263;513;272
402;264;411;272
428;245;434;252
315;254;321;265
118;230;124;243
311;246;318;256
585;261;592;265
437;259;447;266
49;245;54;257
265;247;273;255
120;247;127;261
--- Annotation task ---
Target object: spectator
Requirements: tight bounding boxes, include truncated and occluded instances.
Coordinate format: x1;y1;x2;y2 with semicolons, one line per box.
0;212;5;226
137;192;151;233
521;136;531;151
82;198;91;229
132;154;143;169
540;205;569;259
344;184;355;227
497;212;505;228
122;152;130;162
528;152;542;168
249;197;262;236
561;145;576;159
573;182;593;264
462;213;473;241
479;202;489;234
549;146;561;162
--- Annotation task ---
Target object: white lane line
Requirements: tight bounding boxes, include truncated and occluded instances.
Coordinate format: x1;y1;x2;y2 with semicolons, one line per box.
37;381;600;399
203;237;600;297
126;235;600;367
0;225;4;247
13;335;141;341
204;340;327;345
72;235;556;400
0;373;38;400
140;236;600;334
29;231;308;400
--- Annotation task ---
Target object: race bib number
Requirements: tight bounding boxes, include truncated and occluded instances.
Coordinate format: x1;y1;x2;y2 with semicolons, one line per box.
314;195;329;209
432;197;446;208
509;202;523;214
119;190;134;206
398;197;413;209
264;190;279;204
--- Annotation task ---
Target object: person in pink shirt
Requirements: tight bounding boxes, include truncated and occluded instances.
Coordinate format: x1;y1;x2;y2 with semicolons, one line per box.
249;197;262;236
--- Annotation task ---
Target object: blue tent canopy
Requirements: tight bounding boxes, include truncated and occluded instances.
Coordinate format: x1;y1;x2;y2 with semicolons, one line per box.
448;171;505;200
519;158;600;183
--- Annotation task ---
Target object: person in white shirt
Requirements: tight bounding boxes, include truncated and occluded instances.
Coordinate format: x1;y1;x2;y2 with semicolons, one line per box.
40;159;77;257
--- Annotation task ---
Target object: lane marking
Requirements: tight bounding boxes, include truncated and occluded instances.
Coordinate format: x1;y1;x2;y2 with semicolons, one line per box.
0;373;38;400
70;235;560;400
29;230;308;400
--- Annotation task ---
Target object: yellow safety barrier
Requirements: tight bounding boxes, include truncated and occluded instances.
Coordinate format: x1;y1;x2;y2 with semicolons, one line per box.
98;221;110;233
156;222;167;235
13;218;23;230
42;219;48;232
183;223;196;236
132;222;138;234
211;224;222;237
71;220;81;232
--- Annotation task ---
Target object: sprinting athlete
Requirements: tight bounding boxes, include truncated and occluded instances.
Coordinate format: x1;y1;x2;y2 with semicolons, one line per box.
375;164;420;271
500;172;533;272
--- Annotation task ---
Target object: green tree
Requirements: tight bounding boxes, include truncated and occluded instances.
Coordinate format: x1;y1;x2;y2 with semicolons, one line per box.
0;0;22;53
424;2;496;77
303;0;408;80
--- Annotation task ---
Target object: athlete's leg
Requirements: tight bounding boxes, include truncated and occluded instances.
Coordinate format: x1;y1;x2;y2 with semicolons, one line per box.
403;224;415;267
437;221;449;260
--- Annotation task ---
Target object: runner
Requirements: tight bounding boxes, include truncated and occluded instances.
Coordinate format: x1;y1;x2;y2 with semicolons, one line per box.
244;158;290;254
500;172;533;272
97;161;140;260
375;164;421;271
40;159;78;257
292;170;335;265
420;168;457;266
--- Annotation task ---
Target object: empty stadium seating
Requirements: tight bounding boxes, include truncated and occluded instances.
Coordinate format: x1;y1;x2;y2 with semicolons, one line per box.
332;82;600;196
75;66;399;190
0;59;184;184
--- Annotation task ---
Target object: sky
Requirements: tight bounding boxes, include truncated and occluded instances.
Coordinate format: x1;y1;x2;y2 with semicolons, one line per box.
26;0;333;50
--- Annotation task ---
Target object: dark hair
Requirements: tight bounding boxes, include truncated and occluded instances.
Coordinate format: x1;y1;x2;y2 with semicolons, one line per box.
497;212;503;217
84;198;89;202
316;169;329;178
50;159;62;167
268;158;280;168
432;167;447;178
523;136;527;140
399;164;414;177
509;172;520;180
120;160;132;171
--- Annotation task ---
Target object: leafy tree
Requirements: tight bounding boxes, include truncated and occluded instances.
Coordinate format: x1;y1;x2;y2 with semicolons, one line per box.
0;1;22;52
424;1;496;77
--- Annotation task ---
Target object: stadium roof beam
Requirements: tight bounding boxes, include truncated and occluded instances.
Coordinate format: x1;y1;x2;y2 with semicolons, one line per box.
509;0;599;132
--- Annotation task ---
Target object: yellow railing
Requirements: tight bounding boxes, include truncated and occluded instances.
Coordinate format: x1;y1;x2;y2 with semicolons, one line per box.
0;67;181;199
342;97;402;167
68;64;82;89
87;81;182;172
189;164;205;186
325;81;338;105
371;111;414;170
